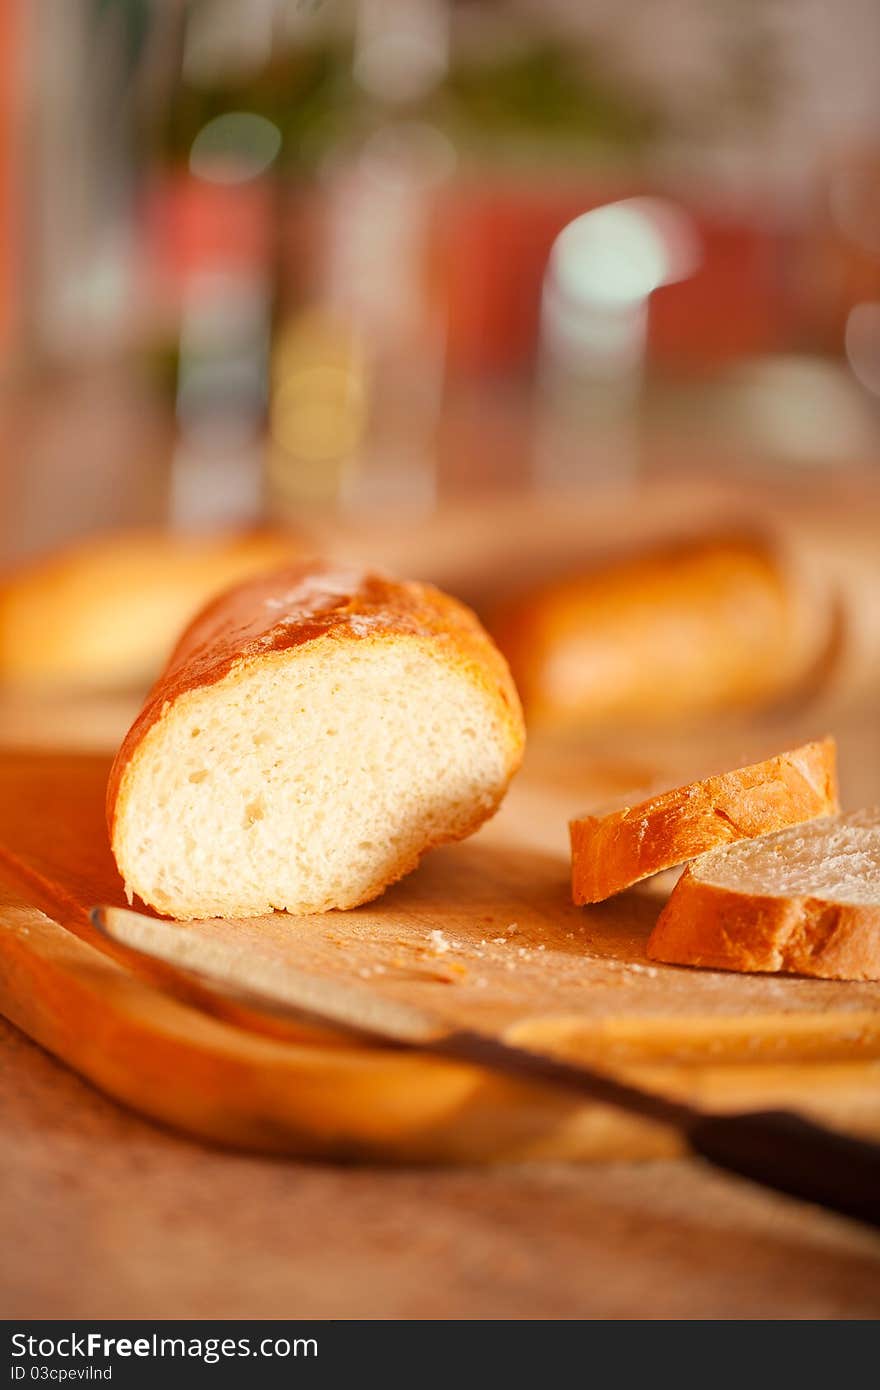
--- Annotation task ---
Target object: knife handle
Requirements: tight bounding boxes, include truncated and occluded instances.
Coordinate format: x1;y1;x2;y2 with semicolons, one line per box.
687;1109;880;1229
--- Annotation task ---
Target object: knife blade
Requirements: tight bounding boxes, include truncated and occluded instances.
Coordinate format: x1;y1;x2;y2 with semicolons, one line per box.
91;904;880;1228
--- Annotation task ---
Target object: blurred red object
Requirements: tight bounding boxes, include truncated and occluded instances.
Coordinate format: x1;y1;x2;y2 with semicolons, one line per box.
144;171;799;377
143;170;274;293
650;215;791;370
792;148;880;354
0;0;23;362
430;183;620;377
431;181;792;377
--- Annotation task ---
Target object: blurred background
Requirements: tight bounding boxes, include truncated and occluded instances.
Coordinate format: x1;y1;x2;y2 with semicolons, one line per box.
1;0;879;775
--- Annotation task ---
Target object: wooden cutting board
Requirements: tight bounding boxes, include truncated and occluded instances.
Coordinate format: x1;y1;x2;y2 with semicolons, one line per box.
0;749;878;1163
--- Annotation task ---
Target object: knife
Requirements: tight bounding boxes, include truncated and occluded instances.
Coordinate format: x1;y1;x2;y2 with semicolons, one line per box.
92;904;880;1229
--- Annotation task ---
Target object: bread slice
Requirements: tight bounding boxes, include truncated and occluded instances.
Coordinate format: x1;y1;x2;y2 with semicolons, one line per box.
108;563;525;920
648;809;880;981
0;527;305;691
570;737;838;904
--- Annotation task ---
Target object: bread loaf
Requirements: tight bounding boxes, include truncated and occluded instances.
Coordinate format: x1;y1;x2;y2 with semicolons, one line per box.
0;528;305;691
492;532;832;728
570;737;839;904
648;809;880;981
108;562;525;919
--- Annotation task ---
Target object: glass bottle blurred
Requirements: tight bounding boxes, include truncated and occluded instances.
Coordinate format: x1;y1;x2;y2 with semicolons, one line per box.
152;0;454;528
268;0;454;522
1;0;172;562
533;197;700;493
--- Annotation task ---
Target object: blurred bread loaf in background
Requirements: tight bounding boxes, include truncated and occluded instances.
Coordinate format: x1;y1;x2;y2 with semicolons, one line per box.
314;481;880;732
490;530;835;728
2;482;880;742
0;527;305;691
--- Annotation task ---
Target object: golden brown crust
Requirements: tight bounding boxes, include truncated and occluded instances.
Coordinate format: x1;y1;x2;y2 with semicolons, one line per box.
492;531;832;728
570;737;839;905
648;869;880;982
107;562;525;844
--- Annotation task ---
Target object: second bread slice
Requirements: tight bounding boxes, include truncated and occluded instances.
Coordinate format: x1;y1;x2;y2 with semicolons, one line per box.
647;809;880;981
570;737;838;904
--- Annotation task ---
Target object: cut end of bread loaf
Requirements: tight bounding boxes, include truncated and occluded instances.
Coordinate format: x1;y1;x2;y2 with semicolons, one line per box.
570;736;838;905
109;566;524;920
648;809;880;981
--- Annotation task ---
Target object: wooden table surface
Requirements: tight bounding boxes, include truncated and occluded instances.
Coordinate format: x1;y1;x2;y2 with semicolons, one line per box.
4;1013;880;1320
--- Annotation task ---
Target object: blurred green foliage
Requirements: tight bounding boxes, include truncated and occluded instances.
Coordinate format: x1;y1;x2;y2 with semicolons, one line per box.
441;41;660;153
158;34;662;174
